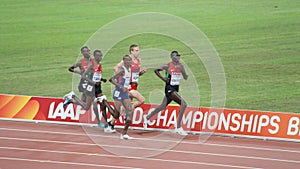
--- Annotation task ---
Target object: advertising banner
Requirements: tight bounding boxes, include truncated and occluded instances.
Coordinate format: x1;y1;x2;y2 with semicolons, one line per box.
0;94;299;142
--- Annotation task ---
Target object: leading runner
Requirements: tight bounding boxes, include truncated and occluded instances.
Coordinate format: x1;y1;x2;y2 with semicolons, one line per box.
143;51;189;136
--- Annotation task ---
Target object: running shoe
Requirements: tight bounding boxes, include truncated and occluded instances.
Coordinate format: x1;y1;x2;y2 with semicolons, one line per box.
97;122;106;128
175;127;188;136
120;134;134;140
104;126;116;133
94;95;107;103
63;91;75;108
63;91;75;100
108;121;115;130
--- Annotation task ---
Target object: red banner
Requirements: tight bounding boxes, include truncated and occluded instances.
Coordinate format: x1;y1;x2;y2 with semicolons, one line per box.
0;94;299;142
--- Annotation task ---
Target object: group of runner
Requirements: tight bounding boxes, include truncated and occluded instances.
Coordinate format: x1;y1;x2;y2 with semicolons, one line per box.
63;44;188;139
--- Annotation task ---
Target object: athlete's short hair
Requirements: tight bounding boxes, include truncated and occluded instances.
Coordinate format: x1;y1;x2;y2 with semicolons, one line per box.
170;50;181;57
123;54;131;60
129;44;139;52
81;46;89;52
93;50;102;56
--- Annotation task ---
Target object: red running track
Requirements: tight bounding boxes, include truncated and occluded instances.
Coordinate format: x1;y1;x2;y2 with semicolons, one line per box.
0;120;299;169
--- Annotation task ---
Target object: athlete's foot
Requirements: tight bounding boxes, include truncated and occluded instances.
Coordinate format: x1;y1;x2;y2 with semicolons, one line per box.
143;115;148;129
175;127;188;136
120;134;134;140
107;121;116;132
94;95;107;103
63;91;75;100
104;126;116;133
63;91;75;108
97;122;106;128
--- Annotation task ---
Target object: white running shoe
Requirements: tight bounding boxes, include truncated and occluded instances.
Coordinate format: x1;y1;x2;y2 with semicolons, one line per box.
143;115;148;129
175;127;188;136
104;126;116;133
63;91;75;108
120;134;134;140
63;91;75;100
94;95;107;103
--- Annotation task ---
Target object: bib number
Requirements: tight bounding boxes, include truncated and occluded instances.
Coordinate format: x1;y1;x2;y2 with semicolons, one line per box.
86;85;93;92
114;90;120;97
82;83;93;92
131;72;139;82
170;74;181;85
92;72;102;82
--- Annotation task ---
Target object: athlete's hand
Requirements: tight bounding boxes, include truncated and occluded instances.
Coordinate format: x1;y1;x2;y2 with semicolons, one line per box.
102;78;107;83
139;67;147;76
142;67;147;73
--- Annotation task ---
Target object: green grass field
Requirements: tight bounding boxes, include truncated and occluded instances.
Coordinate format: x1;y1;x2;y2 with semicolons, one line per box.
0;0;299;113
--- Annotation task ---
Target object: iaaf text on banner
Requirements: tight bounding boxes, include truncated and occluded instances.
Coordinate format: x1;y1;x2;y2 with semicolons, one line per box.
0;94;299;142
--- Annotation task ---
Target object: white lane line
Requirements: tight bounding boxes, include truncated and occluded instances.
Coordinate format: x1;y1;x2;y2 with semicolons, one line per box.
1;127;299;154
0;156;141;169
0;146;262;169
0;136;299;165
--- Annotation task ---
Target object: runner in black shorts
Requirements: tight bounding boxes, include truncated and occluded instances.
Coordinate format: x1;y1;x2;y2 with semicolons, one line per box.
143;51;189;135
66;46;92;103
64;50;116;131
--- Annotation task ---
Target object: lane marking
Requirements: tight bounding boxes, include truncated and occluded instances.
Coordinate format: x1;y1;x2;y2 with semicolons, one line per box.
0;157;141;169
0;136;299;164
1;127;299;154
0;146;262;169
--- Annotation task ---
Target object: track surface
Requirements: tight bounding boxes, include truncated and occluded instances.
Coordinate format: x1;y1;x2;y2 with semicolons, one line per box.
0;120;299;169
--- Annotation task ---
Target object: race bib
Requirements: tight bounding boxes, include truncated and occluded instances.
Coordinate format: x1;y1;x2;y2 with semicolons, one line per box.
170;74;181;85
131;72;139;82
92;72;102;82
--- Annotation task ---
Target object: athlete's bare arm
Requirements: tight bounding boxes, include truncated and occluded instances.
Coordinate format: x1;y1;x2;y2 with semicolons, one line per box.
139;67;147;76
154;64;169;83
180;65;188;80
68;60;82;75
101;78;107;83
109;67;127;92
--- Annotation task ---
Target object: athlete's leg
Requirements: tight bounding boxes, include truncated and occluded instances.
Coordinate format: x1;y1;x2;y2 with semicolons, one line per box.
146;96;172;120
110;100;121;125
121;98;133;136
168;92;187;128
129;90;145;109
92;101;101;123
72;95;93;110
101;99;117;120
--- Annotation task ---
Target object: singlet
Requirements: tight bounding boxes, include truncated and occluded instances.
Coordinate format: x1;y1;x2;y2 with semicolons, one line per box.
80;58;91;72
166;62;182;86
116;66;131;89
82;58;101;82
130;58;141;83
91;59;102;82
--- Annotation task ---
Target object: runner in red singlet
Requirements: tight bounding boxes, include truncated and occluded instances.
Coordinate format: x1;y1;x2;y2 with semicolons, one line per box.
143;51;189;136
63;49;115;131
66;46;91;102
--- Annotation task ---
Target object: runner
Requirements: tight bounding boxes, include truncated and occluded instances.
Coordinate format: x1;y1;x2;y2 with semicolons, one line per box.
65;46;91;103
109;55;134;139
113;44;146;117
143;51;189;136
64;50;115;132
